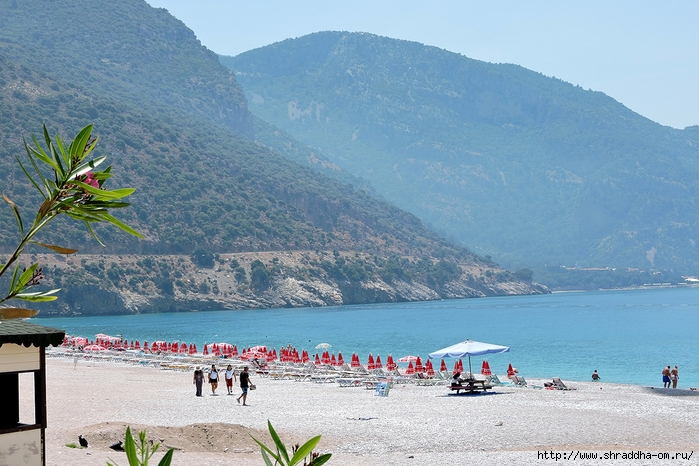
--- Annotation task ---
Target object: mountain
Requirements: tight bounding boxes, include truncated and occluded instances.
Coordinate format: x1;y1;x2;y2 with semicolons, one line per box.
224;31;699;275
0;2;546;315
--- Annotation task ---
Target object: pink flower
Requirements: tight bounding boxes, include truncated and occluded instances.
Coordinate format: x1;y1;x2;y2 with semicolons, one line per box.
83;171;100;188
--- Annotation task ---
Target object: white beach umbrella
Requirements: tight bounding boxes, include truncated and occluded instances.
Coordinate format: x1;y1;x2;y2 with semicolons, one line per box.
315;342;332;349
428;339;509;377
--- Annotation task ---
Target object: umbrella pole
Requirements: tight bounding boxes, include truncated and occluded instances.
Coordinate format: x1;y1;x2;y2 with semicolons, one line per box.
468;355;472;379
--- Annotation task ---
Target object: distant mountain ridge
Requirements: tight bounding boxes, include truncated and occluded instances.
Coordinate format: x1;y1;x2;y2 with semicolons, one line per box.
225;31;699;274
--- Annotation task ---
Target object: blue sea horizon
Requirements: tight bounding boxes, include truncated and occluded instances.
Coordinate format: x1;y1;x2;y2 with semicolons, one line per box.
34;286;699;388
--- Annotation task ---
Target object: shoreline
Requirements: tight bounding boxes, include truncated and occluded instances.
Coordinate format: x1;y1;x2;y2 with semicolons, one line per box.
29;354;699;465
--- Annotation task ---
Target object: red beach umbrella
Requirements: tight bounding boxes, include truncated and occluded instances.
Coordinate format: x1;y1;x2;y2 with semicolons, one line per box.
203;344;209;356
135;340;141;350
453;360;460;372
375;355;383;369
322;351;331;365
367;353;375;370
397;355;418;363
302;350;309;363
425;359;435;377
151;342;158;352
440;359;447;372
84;344;106;352
330;353;337;366
386;354;397;371
231;345;238;357
406;361;415;375
481;359;492;376
180;342;188;354
415;356;424;372
507;363;515;377
337;352;345;366
314;353;321;366
457;359;464;373
143;341;148;351
351;353;360;368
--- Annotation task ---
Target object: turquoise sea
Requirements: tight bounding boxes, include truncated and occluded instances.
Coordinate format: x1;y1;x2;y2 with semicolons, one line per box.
34;286;699;388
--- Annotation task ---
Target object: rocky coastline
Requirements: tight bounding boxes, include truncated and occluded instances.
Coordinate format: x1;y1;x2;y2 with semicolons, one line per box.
30;251;548;317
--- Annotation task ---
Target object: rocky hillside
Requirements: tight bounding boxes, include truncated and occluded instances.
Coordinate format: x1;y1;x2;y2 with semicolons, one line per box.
33;252;547;316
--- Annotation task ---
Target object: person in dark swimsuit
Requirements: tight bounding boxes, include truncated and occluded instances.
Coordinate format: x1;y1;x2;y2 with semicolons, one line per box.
236;366;251;406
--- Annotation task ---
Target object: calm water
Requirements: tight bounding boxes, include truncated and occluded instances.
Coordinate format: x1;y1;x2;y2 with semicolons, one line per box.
34;287;699;388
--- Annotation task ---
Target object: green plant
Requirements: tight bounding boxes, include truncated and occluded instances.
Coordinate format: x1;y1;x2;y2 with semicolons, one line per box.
65;442;79;449
107;426;174;466
252;420;331;466
0;124;141;319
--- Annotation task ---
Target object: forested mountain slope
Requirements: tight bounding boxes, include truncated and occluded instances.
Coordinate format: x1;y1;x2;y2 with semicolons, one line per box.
0;3;546;314
225;31;699;273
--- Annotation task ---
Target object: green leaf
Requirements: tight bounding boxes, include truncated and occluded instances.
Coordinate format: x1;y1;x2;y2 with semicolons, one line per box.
72;155;106;179
98;188;137;200
2;193;23;235
100;213;144;238
15;289;61;302
311;453;332;466
251;436;281;463
267;421;290;465
289;436;321;466
68;124;94;164
31;133;61;174
124;427;139;466
260;449;275;466
84;220;106;247
156;448;174;466
15;153;46;198
9;263;21;292
13;263;39;294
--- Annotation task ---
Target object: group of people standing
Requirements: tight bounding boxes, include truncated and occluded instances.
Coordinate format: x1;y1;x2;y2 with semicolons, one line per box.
193;364;252;404
662;365;680;388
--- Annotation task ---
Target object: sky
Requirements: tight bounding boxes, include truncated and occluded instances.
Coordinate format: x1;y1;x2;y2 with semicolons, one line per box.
145;0;699;129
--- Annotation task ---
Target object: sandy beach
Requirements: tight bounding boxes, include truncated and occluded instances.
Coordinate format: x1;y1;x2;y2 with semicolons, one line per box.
24;354;699;465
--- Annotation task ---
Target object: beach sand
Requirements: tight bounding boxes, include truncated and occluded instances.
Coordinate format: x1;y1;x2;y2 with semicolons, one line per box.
24;356;699;465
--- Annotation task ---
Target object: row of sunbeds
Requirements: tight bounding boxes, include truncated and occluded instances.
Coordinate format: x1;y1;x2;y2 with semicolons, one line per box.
48;348;575;390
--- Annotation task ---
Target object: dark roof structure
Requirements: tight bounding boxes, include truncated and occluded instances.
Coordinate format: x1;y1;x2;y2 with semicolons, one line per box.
0;320;65;348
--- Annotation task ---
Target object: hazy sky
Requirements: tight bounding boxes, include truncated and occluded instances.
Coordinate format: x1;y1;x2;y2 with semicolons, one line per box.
146;0;698;129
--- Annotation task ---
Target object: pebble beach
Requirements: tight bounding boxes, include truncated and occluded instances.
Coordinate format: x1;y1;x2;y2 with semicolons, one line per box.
26;355;699;465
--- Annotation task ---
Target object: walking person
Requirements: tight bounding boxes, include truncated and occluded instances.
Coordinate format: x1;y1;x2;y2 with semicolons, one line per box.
193;366;204;397
236;366;251;406
671;365;679;389
662;365;671;388
209;364;219;395
225;364;237;395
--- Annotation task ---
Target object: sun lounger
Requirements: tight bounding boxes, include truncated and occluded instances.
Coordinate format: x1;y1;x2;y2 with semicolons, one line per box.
551;377;575;390
337;378;365;387
510;375;527;387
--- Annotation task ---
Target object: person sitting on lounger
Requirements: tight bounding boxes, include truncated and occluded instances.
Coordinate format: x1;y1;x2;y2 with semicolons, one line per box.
451;371;461;387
